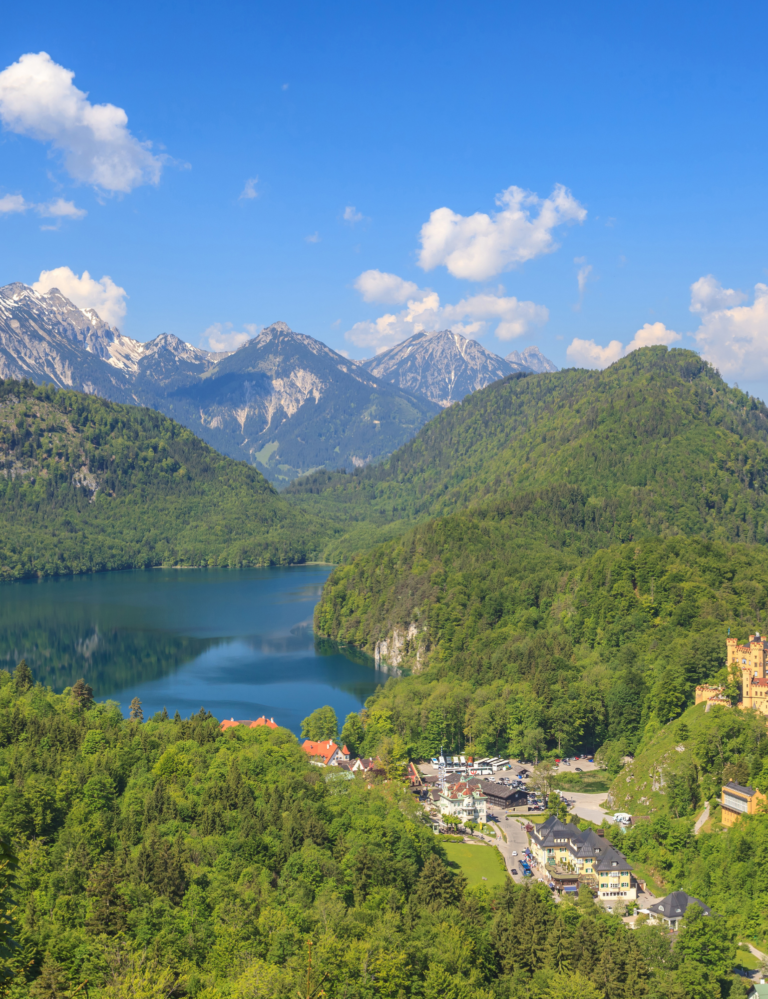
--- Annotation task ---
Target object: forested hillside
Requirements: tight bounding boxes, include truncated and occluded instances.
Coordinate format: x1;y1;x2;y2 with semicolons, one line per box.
0;380;326;579
292;347;768;535
313;348;768;760
0;664;749;998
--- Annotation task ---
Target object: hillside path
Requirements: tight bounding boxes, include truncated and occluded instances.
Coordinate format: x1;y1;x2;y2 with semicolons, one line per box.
693;802;710;834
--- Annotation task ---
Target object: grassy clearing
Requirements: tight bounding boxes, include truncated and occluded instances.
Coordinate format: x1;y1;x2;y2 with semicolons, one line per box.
552;771;612;794
442;842;508;888
734;948;760;971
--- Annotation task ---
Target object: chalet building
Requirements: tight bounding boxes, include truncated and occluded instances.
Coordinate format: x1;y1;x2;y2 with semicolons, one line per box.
220;716;278;732
350;757;379;773
445;774;526;810
721;781;767;827
300;740;351;766
437;781;488;824
643;891;713;931
529;817;637;901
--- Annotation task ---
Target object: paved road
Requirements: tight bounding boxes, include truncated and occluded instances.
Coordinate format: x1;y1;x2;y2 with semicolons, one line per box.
487;811;529;880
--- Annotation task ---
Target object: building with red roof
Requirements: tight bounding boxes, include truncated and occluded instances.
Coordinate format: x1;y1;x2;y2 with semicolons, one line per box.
220;716;278;732
300;739;351;766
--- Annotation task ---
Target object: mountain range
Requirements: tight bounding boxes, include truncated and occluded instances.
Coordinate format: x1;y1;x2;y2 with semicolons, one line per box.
0;282;556;482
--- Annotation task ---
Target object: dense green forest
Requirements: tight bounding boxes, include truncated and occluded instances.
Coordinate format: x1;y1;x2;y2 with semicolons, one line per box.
0;665;754;999
290;347;768;541
0;380;326;579
312;349;768;761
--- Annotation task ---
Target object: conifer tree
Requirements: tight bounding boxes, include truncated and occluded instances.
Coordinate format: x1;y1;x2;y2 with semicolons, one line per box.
71;678;94;708
29;954;68;998
413;855;466;909
13;660;32;694
129;697;143;721
545;915;575;973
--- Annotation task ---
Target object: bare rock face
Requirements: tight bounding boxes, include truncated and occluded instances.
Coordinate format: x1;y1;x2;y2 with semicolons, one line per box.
0;286;438;483
505;346;558;373
362;329;516;407
0;283;218;398
362;329;558;407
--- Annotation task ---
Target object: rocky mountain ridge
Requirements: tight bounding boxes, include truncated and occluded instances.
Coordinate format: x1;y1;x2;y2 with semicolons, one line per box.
0;283;438;483
362;329;557;406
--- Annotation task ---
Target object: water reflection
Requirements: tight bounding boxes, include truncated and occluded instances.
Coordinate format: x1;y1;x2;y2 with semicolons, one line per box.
0;567;384;733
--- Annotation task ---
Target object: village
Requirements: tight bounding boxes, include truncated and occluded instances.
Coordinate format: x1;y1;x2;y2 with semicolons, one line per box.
219;710;768;986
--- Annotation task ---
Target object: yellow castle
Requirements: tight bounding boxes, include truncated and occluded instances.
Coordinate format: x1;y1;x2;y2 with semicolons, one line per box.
695;633;768;716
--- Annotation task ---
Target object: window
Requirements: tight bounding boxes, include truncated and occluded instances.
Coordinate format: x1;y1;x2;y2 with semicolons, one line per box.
724;792;749;814
621;882;628;887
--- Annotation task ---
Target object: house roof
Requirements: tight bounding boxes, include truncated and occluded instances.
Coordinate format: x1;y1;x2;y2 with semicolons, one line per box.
724;780;757;797
575;828;609;859
220;716;278;731
650;891;713;920
441;781;487;802
300;740;350;764
594;847;633;873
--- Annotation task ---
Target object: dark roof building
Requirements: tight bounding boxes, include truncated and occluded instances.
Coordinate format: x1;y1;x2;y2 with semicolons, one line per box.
646;891;713;931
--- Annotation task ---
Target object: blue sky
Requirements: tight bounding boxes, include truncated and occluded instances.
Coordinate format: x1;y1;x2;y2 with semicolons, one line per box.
2;1;768;397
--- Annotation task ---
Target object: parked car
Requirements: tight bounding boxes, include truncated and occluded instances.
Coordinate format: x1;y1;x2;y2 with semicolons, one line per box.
511;868;519;875
575;767;583;772
511;850;518;856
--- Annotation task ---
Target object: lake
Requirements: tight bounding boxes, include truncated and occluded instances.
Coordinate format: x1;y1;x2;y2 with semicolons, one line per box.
0;566;386;734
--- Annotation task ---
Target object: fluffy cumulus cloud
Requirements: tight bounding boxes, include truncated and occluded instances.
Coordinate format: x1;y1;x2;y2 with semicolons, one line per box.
690;274;747;315
567;322;681;370
418;184;586;281
202;322;259;353
692;278;768;379
33;267;127;326
0;52;163;193
354;269;421;305
347;271;548;352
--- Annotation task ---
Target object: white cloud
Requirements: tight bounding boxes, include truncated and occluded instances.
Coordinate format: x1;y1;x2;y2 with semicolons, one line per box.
354;269;422;305
240;177;258;200
566;321;681;369
693;281;768;379
347;275;548;352
0;192;86;225
37;198;86;220
690;274;747;315
0;52;164;193
33;267;127;326
0;193;28;214
566;338;625;369
202;322;258;352
305;232;321;243
418;183;586;281
343;205;364;224
576;261;592;295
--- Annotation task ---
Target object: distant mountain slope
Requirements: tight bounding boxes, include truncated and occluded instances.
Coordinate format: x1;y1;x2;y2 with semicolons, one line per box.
0;284;439;483
506;345;558;373
167;322;440;482
0;379;326;579
361;329;517;406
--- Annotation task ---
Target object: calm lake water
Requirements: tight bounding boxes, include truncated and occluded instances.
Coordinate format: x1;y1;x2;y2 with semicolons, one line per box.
0;566;385;734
